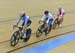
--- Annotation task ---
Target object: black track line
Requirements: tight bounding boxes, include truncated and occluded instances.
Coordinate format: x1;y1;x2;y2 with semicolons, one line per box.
0;10;75;22
0;23;75;44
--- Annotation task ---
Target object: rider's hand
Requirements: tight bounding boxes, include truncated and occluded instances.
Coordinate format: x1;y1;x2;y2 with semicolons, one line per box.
13;25;17;27
39;20;41;24
13;25;17;29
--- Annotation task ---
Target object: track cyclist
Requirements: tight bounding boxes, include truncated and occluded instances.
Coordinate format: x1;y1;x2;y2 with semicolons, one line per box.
13;12;32;39
39;10;54;35
55;7;65;27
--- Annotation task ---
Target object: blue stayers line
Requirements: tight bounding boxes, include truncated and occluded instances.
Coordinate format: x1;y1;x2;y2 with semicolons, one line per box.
21;33;75;53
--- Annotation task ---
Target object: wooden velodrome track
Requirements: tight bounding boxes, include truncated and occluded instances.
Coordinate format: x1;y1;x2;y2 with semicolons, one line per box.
0;0;75;53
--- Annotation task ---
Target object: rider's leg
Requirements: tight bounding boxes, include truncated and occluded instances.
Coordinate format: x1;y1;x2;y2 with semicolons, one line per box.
22;20;31;39
48;19;53;32
21;29;26;39
44;24;49;35
54;18;58;28
60;17;63;26
23;33;26;38
48;24;52;32
59;16;63;27
45;19;53;35
22;26;27;39
21;22;26;39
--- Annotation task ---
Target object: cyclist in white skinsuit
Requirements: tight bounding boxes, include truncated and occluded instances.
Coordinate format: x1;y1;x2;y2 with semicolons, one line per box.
40;11;54;34
14;12;31;39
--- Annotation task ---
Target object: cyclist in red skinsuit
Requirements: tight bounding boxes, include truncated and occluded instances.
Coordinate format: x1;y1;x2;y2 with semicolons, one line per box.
56;7;65;27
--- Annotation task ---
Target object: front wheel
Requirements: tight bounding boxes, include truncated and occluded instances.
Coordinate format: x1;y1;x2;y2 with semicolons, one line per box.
10;31;20;47
36;25;43;37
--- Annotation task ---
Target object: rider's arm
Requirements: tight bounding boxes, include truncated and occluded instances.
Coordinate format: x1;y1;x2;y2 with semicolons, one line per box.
41;15;45;21
16;17;21;26
14;17;21;27
39;15;45;23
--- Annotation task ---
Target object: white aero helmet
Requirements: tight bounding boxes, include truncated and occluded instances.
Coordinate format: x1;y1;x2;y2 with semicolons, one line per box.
20;12;25;17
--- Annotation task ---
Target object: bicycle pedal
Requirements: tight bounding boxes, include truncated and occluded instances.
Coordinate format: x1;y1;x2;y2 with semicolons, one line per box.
23;38;28;42
45;34;48;36
45;32;48;36
20;36;23;40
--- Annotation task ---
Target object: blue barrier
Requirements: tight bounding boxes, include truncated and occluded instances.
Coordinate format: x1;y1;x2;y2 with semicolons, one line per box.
20;33;75;53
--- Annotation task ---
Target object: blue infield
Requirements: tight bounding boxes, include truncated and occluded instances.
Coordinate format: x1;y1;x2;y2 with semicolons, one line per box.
20;33;75;53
